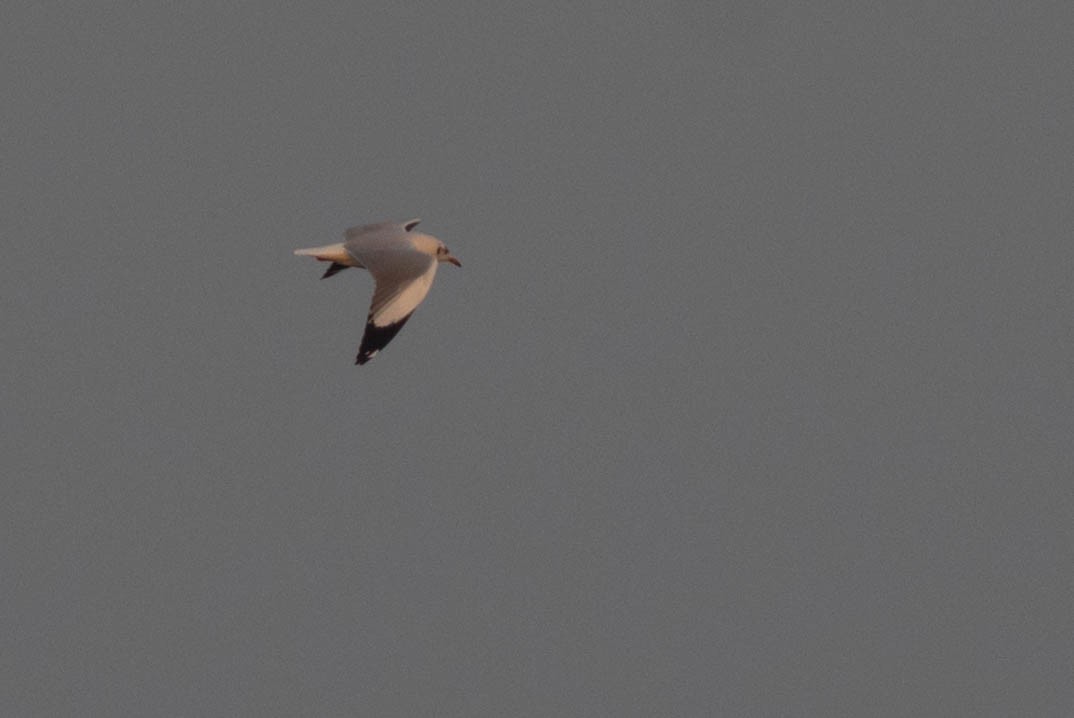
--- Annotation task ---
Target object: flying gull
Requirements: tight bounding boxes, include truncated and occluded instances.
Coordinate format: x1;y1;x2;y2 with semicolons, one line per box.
295;219;461;365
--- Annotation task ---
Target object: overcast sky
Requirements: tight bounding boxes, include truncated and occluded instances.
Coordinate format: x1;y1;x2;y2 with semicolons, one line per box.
3;3;1073;716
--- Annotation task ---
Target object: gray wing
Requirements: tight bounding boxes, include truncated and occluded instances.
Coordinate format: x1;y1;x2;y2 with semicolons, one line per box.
344;218;421;241
349;248;438;364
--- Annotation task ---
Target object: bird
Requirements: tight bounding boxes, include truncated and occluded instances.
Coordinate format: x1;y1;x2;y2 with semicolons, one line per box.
295;218;461;365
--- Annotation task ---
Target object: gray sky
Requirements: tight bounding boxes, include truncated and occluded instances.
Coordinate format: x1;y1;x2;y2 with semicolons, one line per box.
3;3;1073;716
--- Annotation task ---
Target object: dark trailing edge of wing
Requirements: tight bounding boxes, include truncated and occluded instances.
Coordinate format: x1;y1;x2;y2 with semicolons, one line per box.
321;262;348;279
355;313;415;365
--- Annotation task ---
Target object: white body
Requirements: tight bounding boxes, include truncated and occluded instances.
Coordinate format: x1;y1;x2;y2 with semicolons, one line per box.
295;219;460;364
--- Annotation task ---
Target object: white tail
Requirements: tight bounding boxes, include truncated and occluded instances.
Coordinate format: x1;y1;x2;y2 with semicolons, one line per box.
294;242;351;263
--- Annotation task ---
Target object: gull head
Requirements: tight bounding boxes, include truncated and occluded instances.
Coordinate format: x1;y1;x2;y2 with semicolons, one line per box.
412;232;462;267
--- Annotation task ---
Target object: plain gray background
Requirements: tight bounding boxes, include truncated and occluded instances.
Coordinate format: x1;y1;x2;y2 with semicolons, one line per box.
3;2;1072;716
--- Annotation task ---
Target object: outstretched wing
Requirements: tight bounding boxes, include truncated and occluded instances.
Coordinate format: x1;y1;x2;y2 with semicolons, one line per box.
351;248;438;365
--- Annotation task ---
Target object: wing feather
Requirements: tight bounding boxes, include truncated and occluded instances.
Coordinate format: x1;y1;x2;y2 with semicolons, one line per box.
347;248;438;363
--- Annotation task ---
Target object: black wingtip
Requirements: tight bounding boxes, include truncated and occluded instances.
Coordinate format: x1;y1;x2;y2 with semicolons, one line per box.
321;262;347;279
354;313;414;366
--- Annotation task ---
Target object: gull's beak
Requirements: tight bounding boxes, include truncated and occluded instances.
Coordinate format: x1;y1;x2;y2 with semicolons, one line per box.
446;254;461;267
